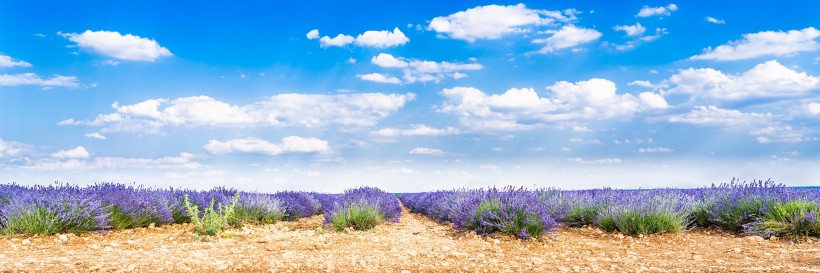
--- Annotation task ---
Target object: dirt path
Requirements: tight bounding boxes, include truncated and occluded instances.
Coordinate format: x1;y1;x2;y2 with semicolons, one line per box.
1;207;820;272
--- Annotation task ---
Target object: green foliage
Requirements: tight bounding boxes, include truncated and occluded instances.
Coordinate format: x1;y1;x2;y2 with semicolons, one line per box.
232;205;284;227
1;207;61;236
691;201;714;227
712;198;767;232
2;204;101;236
597;209;687;235
331;204;383;231
745;200;820;239
565;205;601;227
108;206;162;229
183;193;239;236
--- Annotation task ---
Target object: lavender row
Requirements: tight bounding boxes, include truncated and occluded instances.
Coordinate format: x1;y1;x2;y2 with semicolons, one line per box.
0;183;325;236
400;179;820;240
322;187;402;231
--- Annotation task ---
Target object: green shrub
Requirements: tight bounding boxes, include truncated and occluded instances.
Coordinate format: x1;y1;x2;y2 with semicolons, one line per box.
331;204;383;231
565;205;601;227
744;200;820;239
1;206;62;236
598;209;687;235
183;193;239;236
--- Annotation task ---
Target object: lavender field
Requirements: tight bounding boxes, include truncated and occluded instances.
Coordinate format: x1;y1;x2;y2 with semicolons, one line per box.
1;179;819;241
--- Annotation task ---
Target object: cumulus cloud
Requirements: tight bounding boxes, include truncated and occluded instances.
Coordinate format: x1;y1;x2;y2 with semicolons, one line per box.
60;30;172;61
660;60;819;101
204;136;330;156
534;25;602;53
356;73;401;84
369;53;483;83
690;27;820;61
0;54;32;67
316;27;409;48
705;16;725;24
613;23;646;36
639;92;669;109
354;27;410;48
802;102;820;115
636;4;678;17
374;124;460;137
51;146;90;159
60;93;415;133
318;34;355;47
668;105;771;126
0;73;79;88
427;4;576;42
439;79;667;130
409;147;448;156
306;29;319;39
0;139;30;159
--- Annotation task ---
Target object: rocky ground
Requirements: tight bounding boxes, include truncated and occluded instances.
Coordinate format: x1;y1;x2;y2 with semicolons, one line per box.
1;208;820;273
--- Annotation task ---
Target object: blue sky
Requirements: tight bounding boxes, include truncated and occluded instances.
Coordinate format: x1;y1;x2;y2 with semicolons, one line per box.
1;1;819;192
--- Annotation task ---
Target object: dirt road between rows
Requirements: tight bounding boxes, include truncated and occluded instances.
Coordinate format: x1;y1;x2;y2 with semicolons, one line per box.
2;207;819;272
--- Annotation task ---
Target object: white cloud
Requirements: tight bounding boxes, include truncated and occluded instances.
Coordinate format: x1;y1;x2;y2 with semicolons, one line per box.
356;73;401;84
346;57;356;64
802;102;820;115
319;34;355;47
409;147;448;156
751;126;815;144
354;27;409;48
534;25;602;53
569;138;602;144
705;16;725;24
99;60;120;66
374;124;460;137
369;53;483;83
0;139;30;159
567;157;622;164
51;146;90;159
572;125;593;132
316;28;409;48
306;29;319;39
668;105;771;126
639;92;669;109
613;23;646;36
427;4;575;42
637;147;674;153
92;153;202;170
0;54;32;67
205;136;330;156
60;30;172;61
660;60;819;101
371;53;408;68
440;79;665;130
690;27;820;61
84;132;107;140
636;4;678;18
640;28;668;42
628;80;653;87
61;93;415;133
0;73;79;88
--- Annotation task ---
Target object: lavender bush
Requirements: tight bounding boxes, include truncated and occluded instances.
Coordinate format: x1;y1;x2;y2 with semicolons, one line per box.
324;187;401;231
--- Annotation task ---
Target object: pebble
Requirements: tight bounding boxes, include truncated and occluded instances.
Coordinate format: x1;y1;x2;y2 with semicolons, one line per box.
441;246;451;252
21;239;31;245
493;239;500;244
400;270;411;273
731;247;741;253
58;234;69;243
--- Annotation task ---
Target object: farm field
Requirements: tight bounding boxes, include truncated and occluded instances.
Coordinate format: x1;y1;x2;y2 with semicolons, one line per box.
2;208;819;272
